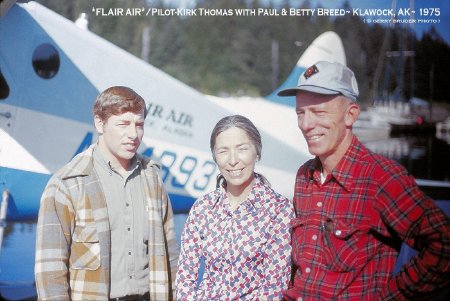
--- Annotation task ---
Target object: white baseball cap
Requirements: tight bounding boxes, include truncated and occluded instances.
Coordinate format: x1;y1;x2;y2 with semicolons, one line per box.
277;61;359;101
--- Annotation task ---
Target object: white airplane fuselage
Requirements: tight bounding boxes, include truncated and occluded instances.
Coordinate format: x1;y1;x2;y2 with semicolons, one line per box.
1;2;349;220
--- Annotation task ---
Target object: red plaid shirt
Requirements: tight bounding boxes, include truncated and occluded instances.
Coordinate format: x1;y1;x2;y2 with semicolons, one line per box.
285;136;450;301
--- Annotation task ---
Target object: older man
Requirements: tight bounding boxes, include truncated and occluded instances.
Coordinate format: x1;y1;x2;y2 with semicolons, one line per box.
278;61;450;300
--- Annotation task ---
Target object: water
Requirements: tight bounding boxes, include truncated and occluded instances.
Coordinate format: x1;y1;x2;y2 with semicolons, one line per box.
0;132;449;300
361;133;450;182
0;221;37;300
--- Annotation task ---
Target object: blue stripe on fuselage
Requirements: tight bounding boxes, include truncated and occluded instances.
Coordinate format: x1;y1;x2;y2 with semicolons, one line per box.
1;167;194;220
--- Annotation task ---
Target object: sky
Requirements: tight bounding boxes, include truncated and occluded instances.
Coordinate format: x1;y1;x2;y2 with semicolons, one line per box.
162;0;449;45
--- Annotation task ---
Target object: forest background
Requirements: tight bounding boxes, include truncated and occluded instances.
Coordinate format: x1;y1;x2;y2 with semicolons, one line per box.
35;0;450;108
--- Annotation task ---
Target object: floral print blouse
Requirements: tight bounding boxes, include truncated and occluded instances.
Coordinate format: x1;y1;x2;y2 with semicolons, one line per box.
176;176;294;300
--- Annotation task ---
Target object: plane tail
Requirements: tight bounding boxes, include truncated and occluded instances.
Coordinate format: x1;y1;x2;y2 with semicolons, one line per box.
265;31;346;106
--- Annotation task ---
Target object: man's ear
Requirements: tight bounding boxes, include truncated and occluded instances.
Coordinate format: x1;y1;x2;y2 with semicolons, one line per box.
345;102;360;127
94;115;104;134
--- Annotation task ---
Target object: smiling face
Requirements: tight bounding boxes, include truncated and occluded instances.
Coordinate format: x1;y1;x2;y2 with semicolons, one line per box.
95;110;145;171
214;126;258;196
295;91;359;170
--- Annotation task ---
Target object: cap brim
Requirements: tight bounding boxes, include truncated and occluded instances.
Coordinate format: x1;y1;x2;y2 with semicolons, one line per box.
277;85;341;97
277;88;301;97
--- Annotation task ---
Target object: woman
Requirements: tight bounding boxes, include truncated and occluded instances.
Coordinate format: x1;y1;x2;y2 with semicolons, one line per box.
176;115;294;300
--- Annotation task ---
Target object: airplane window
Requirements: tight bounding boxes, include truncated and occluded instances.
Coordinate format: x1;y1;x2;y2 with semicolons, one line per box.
32;43;60;79
0;69;9;99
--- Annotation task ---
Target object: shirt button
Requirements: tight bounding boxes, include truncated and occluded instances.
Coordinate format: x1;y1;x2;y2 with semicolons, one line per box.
128;251;131;255
335;230;342;236
126;203;130;207
317;202;323;207
312;234;318;240
128;227;131;231
305;267;311;273
297;298;303;301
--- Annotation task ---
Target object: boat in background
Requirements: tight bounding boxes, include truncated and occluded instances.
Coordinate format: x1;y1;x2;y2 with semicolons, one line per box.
363;137;411;159
362;0;432;136
353;100;419;142
353;109;391;142
369;100;417;128
354;97;445;142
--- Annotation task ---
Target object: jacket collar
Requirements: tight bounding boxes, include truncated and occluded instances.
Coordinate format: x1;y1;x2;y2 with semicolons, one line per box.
60;144;159;180
308;135;363;192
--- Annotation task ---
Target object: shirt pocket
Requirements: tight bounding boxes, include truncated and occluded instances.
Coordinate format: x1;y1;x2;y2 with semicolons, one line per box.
71;224;101;270
290;217;306;263
321;218;371;272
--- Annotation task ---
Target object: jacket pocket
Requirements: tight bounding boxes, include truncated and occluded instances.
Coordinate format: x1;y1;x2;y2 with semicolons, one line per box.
71;224;101;270
322;218;371;272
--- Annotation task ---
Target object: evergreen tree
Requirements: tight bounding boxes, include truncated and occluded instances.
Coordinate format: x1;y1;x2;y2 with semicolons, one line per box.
34;0;449;103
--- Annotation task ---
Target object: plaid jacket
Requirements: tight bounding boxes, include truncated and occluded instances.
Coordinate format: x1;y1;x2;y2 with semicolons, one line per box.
35;145;179;300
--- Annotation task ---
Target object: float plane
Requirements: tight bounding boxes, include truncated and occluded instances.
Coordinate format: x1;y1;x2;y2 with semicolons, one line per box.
0;1;346;220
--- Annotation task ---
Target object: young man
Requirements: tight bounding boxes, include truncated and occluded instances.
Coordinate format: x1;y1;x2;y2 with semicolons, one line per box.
35;86;179;301
277;61;450;300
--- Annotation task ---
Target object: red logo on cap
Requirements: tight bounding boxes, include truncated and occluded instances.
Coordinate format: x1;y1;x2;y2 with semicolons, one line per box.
304;65;319;79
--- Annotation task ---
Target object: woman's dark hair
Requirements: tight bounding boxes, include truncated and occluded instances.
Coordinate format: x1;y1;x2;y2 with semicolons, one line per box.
210;115;269;188
210;115;261;162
